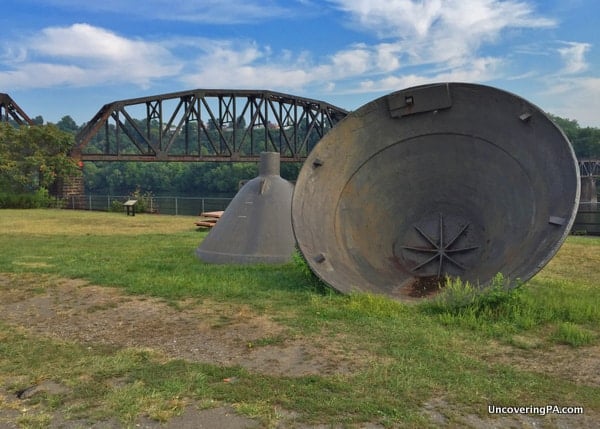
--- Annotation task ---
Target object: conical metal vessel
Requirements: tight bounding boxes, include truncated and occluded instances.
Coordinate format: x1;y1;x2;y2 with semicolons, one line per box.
292;83;580;300
196;152;295;264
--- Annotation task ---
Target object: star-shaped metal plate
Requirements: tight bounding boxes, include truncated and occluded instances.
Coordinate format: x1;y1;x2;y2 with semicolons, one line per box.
401;213;478;278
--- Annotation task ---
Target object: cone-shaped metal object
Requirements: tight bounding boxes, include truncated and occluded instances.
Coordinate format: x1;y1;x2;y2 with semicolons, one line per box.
197;152;295;264
292;83;580;300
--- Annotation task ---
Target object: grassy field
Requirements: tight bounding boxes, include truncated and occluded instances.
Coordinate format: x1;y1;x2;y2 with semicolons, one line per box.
0;209;599;428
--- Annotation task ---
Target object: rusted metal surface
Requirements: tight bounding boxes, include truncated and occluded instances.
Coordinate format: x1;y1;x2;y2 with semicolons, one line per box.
0;93;34;126
72;89;348;162
292;83;580;300
197;152;295;264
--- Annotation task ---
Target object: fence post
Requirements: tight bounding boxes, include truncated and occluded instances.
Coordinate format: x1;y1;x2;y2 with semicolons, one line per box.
201;198;205;214
175;197;178;216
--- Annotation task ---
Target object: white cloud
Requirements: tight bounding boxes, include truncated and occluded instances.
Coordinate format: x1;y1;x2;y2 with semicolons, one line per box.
356;56;502;93
0;24;181;89
19;0;295;24
4;1;554;94
0;63;88;88
180;40;314;89
375;43;402;72
558;41;591;74
180;41;401;92
325;0;555;75
145;0;291;24
328;0;555;38
534;77;600;126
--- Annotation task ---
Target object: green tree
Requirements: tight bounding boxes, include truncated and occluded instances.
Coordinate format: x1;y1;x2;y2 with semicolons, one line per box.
575;127;600;158
550;115;600;158
550;115;579;140
32;115;44;125
236;115;247;129
0;123;78;193
55;115;79;134
82;162;107;193
206;119;219;131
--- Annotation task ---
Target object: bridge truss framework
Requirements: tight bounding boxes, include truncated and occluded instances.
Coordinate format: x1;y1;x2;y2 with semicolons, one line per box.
0;93;33;126
72;89;349;162
579;159;600;178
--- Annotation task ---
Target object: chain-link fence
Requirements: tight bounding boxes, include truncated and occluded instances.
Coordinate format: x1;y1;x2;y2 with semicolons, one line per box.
64;195;232;216
573;201;600;235
63;195;600;234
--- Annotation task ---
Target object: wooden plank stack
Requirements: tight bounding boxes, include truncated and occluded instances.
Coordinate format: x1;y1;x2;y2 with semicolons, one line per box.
195;211;224;228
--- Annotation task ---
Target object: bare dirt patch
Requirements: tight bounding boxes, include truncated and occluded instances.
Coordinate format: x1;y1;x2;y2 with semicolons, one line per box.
0;274;369;377
482;339;600;388
400;276;443;299
0;273;377;427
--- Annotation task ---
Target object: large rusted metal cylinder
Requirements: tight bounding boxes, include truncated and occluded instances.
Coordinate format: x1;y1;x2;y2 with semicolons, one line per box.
292;83;580;300
197;152;295;264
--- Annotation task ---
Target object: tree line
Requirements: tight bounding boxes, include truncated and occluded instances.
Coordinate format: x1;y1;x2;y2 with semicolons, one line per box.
549;115;600;159
83;160;301;196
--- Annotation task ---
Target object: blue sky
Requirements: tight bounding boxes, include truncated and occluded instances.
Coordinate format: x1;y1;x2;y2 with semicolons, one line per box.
2;0;599;127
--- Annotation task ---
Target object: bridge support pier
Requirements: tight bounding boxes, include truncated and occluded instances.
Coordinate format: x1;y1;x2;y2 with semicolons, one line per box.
56;174;85;208
55;159;85;209
580;176;598;210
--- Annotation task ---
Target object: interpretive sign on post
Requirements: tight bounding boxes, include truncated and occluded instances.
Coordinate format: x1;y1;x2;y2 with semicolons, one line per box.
124;200;137;216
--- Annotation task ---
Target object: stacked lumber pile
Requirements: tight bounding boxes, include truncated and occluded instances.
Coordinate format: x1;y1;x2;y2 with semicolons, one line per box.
195;211;224;228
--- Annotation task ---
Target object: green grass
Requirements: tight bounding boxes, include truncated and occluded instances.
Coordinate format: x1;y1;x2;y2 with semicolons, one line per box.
552;322;596;347
1;209;600;427
418;272;600;342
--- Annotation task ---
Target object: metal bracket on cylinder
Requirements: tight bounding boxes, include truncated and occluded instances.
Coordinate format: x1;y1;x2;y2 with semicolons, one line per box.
313;253;326;263
548;216;566;226
388;83;452;118
519;112;533;122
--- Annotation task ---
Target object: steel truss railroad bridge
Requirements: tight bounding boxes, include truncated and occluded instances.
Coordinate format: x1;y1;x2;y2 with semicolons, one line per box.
72;89;348;163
